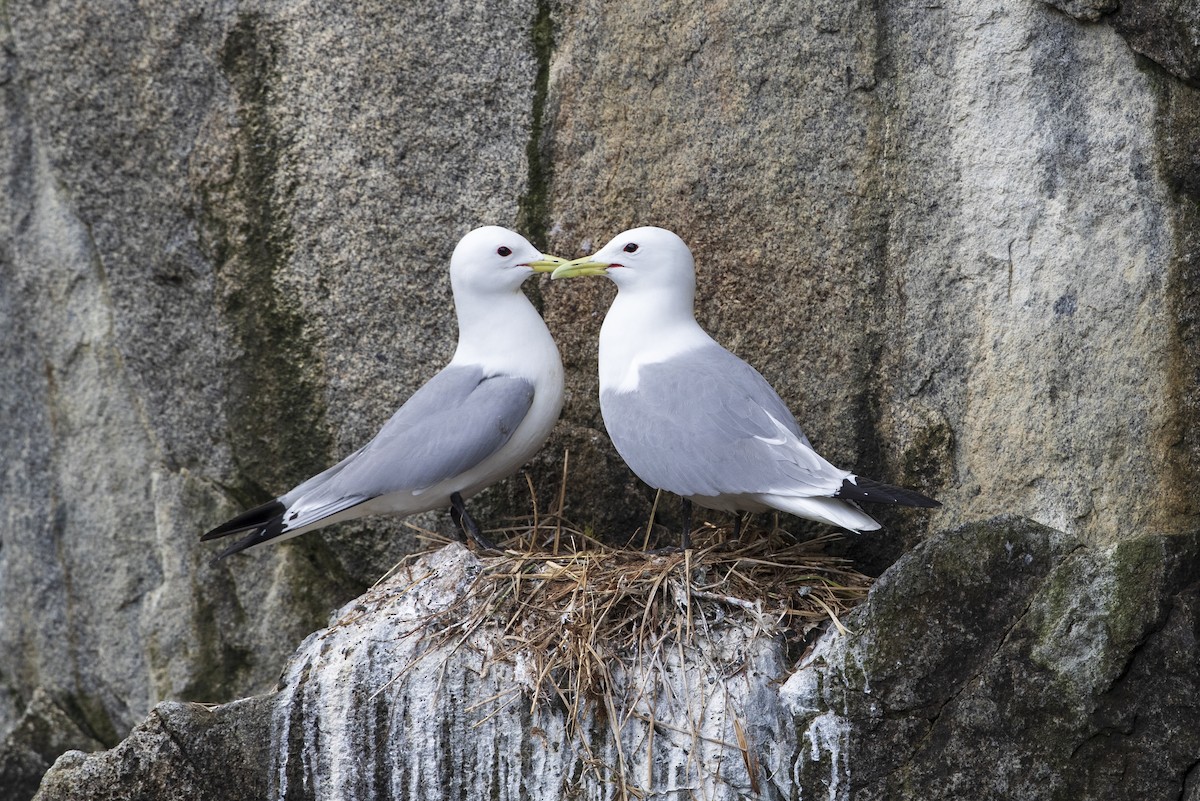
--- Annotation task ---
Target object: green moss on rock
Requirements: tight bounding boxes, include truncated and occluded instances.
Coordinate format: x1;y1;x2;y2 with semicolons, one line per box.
200;14;333;504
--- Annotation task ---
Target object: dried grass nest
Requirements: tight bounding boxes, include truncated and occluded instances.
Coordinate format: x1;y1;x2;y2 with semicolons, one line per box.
374;468;874;796
392;481;873;712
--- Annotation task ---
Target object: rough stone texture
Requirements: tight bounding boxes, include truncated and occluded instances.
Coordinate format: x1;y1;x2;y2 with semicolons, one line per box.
33;698;271;801
1;0;545;760
0;692;104;801
782;518;1200;800
542;0;1200;546
35;521;1200;800
3;0;1200;794
1111;1;1200;85
1043;0;1119;22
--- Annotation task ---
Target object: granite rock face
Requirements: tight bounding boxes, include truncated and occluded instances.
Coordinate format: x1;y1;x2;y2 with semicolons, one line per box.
1;0;546;769
2;0;1199;796
0;693;104;801
34;521;1200;800
32;698;271;801
541;0;1200;544
784;519;1200;800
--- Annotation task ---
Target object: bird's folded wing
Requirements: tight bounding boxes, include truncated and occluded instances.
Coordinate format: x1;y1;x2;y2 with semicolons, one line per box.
601;345;845;498
280;366;536;529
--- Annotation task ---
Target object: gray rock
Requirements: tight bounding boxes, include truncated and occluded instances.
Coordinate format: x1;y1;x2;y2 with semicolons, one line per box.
33;697;271;801
1110;0;1200;86
3;0;1200;792
541;0;1200;548
783;518;1200;800
1043;0;1119;23
1;0;544;752
0;692;104;801
34;520;1200;800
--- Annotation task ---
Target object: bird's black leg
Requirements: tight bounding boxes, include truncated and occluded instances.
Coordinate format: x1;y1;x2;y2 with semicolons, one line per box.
450;492;497;551
732;513;743;542
680;498;693;551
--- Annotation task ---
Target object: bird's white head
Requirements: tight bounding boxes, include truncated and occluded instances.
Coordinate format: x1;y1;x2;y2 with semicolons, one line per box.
450;226;565;296
551;226;696;295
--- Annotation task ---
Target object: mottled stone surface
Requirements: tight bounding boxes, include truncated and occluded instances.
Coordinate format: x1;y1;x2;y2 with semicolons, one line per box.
542;0;1199;545
1043;0;1119;21
1;0;544;760
784;518;1200;800
33;698;271;801
1110;0;1200;85
0;692;104;801
3;0;1200;794
35;521;1200;800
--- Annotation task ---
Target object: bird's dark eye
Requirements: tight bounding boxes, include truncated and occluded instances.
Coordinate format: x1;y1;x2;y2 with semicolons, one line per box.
497;246;512;257
623;243;638;253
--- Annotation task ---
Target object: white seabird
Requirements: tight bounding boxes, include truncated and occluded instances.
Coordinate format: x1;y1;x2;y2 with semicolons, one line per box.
552;226;938;548
204;226;566;558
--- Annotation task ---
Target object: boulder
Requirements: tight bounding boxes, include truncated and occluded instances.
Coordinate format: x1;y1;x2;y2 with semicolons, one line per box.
0;692;104;801
33;698;271;801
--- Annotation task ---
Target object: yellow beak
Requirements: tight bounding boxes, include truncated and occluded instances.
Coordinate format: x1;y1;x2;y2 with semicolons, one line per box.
525;254;567;273
550;255;612;279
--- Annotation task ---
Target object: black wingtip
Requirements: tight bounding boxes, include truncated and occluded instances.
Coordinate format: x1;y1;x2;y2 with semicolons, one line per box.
203;499;290;560
835;477;941;508
210;520;288;560
202;500;287;541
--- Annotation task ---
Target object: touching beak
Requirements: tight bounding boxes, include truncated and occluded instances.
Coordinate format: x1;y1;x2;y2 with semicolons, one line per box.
550;255;612;279
524;254;568;273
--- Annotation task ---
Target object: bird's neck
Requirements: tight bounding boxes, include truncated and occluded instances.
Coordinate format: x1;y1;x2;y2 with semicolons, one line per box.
598;286;713;392
450;288;559;380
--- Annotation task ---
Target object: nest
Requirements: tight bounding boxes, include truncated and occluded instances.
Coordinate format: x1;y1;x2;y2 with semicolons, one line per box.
453;520;870;694
379;463;874;796
421;513;860;663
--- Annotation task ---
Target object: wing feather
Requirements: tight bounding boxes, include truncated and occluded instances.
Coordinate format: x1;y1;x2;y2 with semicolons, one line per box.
278;365;535;527
600;344;845;498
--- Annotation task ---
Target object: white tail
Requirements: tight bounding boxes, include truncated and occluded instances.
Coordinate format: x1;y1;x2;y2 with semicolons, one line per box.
757;493;882;533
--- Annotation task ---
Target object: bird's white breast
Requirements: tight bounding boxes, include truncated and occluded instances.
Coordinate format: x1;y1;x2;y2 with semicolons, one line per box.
597;290;714;394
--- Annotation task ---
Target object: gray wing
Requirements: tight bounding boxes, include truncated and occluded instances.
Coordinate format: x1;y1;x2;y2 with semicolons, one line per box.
282;365;534;529
600;344;844;498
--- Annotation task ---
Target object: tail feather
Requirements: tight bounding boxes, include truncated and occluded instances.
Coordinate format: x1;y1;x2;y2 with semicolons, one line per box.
203;495;375;559
835;477;941;508
212;523;289;560
759;493;883;533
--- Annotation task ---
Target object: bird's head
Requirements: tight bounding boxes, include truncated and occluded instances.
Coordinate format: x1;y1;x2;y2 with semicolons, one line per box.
551;226;696;294
450;226;565;295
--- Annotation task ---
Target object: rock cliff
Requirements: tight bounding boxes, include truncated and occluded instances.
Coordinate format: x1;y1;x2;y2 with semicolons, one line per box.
1;0;1198;797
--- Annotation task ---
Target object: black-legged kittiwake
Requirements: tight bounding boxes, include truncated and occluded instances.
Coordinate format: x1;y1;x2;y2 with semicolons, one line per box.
552;226;938;548
203;226;566;558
